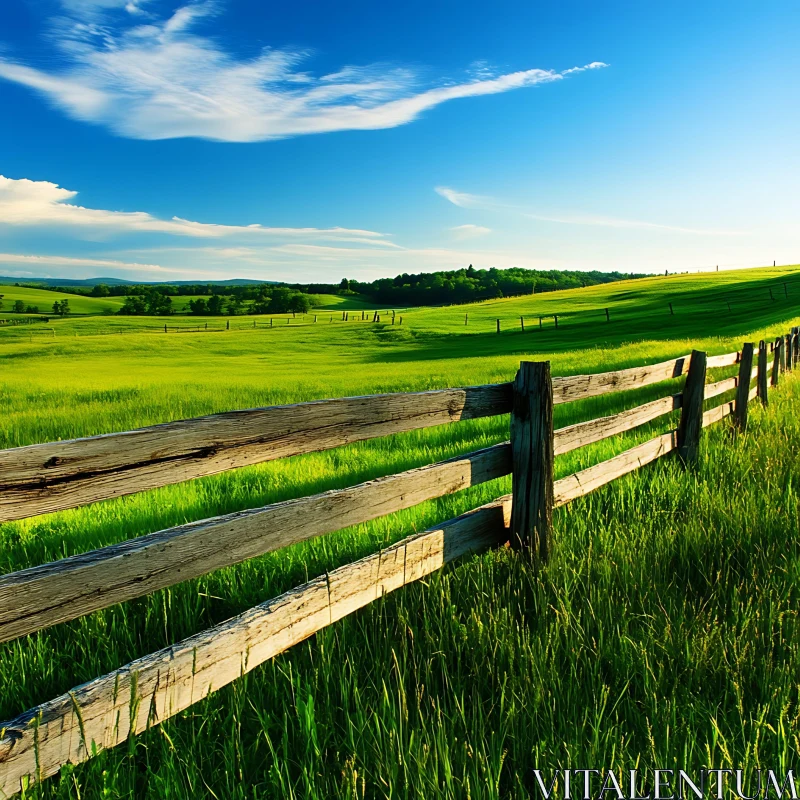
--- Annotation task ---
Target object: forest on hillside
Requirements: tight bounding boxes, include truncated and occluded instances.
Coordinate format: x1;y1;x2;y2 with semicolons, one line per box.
295;266;643;306
11;266;643;314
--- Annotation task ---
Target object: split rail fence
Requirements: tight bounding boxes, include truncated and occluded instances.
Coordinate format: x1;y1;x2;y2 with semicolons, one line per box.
0;326;798;796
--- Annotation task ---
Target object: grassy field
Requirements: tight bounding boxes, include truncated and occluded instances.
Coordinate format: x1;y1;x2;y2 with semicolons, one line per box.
1;265;799;798
307;292;400;310
0;286;386;319
0;284;125;315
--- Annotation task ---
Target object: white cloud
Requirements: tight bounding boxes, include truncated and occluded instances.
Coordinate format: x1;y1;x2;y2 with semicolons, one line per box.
435;186;494;209
0;252;202;276
0;175;389;240
436;185;744;236
523;211;744;236
450;224;491;239
0;3;607;142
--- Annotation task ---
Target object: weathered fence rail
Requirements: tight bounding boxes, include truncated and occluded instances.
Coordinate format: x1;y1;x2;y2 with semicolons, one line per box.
0;327;798;797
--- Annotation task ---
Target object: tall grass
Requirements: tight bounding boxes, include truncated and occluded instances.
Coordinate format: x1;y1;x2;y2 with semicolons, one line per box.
1;267;799;797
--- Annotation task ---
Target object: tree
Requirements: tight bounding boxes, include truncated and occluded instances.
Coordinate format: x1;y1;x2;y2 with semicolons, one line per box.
25;305;39;314
13;300;25;313
119;296;147;315
188;298;208;316
52;299;70;317
267;287;294;314
207;295;225;315
288;293;312;314
90;284;110;297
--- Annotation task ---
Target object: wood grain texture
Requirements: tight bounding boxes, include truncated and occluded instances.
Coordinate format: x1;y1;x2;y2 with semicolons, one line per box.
551;355;690;405
0;384;514;523
677;350;707;464
510;362;554;559
0;496;512;798
703;400;734;427
553;430;677;507
706;351;740;369
553;393;681;456
0;443;512;645
757;341;769;405
704;377;738;401
771;344;780;387
734;343;755;430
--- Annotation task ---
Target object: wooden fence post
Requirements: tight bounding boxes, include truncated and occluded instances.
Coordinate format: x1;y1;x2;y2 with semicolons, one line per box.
669;302;674;315
795;331;800;367
605;307;610;322
677;350;707;464
786;333;793;371
164;324;167;333
757;340;768;405
520;316;525;332
465;313;468;326
496;319;501;334
226;319;230;330
734;342;755;430
554;315;558;328
771;339;781;387
510;361;554;561
778;336;786;373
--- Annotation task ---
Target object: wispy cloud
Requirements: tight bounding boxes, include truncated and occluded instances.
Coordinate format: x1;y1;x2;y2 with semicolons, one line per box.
0;252;200;276
0;175;389;240
435;187;496;210
0;2;607;142
436;185;744;236
450;224;491;239
522;211;743;236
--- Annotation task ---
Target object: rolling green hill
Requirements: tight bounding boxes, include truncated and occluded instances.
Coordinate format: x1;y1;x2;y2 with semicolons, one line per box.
0;284;125;315
1;264;799;798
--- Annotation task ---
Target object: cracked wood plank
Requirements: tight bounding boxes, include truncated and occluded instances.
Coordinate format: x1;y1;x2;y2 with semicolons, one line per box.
0;384;513;522
0;443;512;644
0;496;512;798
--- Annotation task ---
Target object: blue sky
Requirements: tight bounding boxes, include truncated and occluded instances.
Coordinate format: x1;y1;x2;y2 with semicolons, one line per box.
1;0;799;282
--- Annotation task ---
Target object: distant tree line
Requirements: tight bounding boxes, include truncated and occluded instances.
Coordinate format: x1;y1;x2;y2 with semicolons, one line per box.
294;266;644;306
11;265;643;317
116;285;312;316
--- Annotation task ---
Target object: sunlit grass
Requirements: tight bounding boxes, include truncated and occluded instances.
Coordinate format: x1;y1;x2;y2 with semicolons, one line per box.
0;266;799;798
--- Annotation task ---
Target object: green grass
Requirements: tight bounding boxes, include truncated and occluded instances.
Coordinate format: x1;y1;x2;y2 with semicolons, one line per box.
0;285;125;316
1;265;799;798
307;292;400;310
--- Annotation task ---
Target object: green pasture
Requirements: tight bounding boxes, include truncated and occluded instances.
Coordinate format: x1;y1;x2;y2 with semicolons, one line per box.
307;292;399;310
0;265;799;798
0;284;124;316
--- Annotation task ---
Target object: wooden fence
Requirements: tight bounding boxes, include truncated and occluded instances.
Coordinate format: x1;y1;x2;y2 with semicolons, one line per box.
0;327;798;796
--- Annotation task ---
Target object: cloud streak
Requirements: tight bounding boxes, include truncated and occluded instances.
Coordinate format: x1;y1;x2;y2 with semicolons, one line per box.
0;175;389;240
435;185;744;236
0;2;607;142
450;224;491;239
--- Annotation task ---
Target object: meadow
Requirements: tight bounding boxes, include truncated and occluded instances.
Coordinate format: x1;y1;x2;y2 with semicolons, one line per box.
0;285;391;321
0;265;799;798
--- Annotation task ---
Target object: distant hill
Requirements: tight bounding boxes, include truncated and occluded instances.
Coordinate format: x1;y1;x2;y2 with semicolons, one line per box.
0;277;279;287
